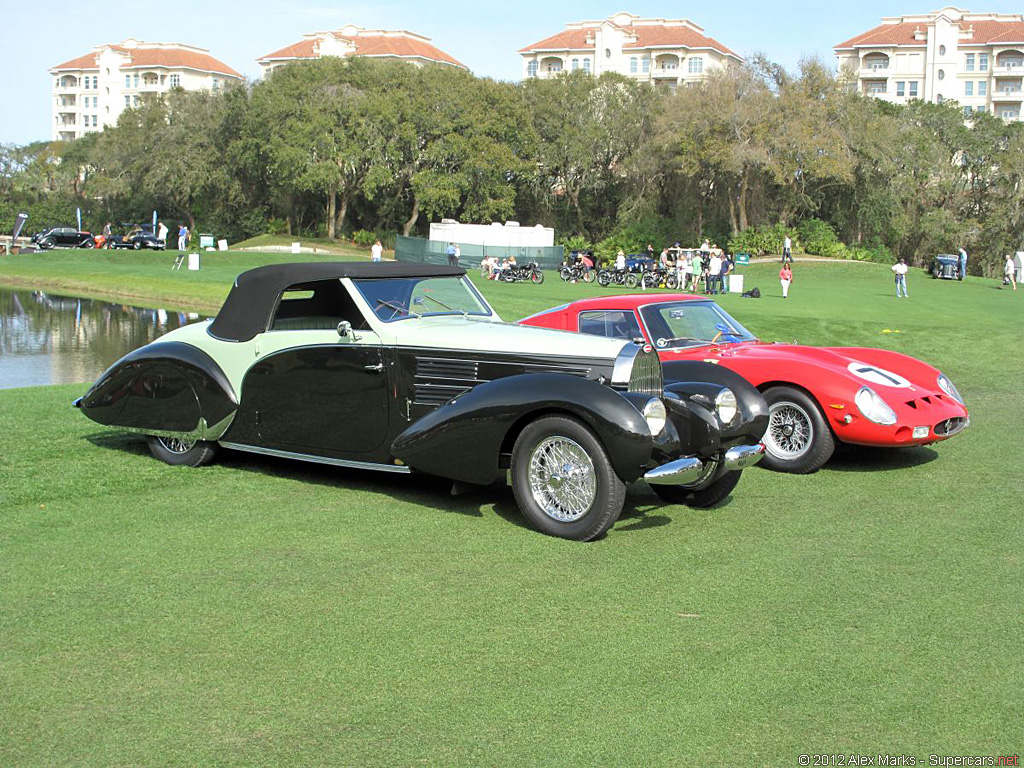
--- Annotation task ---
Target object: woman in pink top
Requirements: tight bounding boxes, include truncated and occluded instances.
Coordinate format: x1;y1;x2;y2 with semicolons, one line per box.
780;264;793;298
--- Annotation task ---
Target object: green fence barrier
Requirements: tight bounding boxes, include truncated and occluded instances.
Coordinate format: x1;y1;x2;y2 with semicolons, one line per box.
395;236;564;270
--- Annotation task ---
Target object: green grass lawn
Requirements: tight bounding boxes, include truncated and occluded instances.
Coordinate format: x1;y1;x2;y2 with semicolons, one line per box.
1;252;1022;765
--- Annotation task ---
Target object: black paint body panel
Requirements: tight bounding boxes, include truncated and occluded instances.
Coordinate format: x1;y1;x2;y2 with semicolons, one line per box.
391;373;654;485
662;360;769;446
76;342;238;433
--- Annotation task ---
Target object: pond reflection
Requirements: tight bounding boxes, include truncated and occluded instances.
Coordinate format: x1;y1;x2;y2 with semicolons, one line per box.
0;287;206;389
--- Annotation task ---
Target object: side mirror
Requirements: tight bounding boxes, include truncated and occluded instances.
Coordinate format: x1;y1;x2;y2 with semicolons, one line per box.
337;321;360;341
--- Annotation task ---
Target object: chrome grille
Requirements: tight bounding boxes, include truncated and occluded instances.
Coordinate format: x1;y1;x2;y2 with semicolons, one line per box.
628;347;663;396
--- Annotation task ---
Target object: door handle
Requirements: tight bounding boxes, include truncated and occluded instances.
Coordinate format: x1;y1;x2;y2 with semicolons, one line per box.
364;363;384;374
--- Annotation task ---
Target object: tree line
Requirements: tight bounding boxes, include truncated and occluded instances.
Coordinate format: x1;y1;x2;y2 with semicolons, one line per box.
2;56;1022;277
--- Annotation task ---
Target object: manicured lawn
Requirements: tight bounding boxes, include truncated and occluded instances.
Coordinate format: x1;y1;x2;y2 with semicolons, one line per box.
1;253;1022;765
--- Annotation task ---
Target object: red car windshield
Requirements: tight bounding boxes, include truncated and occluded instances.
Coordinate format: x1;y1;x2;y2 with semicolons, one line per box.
639;302;757;348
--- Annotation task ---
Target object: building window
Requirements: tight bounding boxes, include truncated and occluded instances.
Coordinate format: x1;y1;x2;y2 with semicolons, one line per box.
980;54;989;71
92;76;98;88
979;81;987;96
965;53;975;71
997;108;1020;119
937;69;945;81
630;57;637;73
605;48;611;59
546;62;561;74
583;58;590;73
92;115;98;127
909;81;918;97
965;81;973;96
964;106;973;116
170;74;180;87
124;95;130;106
896;81;905;97
976;105;986;113
641;56;649;73
83;78;89;90
571;58;578;71
125;75;131;88
527;61;538;77
939;45;946;56
688;57;703;74
133;95;139;106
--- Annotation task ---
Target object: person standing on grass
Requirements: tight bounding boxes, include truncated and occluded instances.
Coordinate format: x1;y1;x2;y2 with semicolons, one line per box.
708;251;722;294
370;239;383;262
958;246;968;280
783;235;792;263
157;220;168;243
892;258;909;298
446;242;456;266
1004;254;1017;291
177;223;188;252
780;263;793;299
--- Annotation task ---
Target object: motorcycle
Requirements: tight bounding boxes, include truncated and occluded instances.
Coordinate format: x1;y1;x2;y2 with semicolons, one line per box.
498;261;545;284
641;266;679;290
559;262;596;283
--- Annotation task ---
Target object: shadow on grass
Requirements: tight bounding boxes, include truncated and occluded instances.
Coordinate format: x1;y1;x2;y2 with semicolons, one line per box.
823;444;939;472
84;431;705;537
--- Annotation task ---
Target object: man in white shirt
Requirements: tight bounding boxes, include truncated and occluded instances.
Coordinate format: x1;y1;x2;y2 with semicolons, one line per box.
783;235;792;263
892;258;909;298
615;250;626;272
708;253;722;294
156;220;168;243
370;239;383;262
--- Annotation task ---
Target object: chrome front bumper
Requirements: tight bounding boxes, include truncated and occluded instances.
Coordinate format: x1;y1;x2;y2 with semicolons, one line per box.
643;443;765;486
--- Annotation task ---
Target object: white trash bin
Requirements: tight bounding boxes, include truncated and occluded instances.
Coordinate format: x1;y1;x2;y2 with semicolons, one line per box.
730;274;744;294
188;252;200;271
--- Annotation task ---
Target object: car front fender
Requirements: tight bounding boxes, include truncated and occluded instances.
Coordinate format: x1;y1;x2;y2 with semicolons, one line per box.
75;341;238;440
391;373;653;486
662;360;769;445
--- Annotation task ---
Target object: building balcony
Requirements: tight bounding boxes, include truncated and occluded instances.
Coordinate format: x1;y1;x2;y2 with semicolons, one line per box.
859;66;889;77
993;64;1024;76
992;90;1022;102
652;67;679;78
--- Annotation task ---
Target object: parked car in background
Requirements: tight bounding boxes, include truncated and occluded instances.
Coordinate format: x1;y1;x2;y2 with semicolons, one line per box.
30;227;94;250
519;293;969;474
75;262;769;541
930;254;961;279
106;227;165;250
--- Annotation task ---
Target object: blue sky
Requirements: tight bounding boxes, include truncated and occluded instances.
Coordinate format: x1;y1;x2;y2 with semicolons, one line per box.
2;0;1022;146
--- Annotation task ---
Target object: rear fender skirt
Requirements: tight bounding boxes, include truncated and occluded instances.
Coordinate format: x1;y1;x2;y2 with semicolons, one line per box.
75;341;238;439
391;373;652;485
662;360;769;444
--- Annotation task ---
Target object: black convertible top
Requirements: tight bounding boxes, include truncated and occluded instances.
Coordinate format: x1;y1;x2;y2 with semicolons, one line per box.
208;261;466;342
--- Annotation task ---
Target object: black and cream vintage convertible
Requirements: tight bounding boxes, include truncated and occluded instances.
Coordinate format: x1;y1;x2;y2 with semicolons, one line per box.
75;262;769;541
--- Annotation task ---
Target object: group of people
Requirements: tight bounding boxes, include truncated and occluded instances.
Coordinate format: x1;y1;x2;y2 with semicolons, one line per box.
655;241;737;295
480;254;517;279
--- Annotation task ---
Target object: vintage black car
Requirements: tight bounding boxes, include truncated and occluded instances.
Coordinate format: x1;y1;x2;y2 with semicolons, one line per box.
75;262;768;541
930;254;962;280
30;226;95;250
107;228;165;250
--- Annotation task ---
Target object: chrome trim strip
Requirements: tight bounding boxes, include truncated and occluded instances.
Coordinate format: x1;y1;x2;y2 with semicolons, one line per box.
218;442;412;473
723;443;765;471
644;457;704;485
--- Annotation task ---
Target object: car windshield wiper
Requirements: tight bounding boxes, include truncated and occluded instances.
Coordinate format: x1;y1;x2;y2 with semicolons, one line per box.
655;335;705;348
376;298;419;320
415;295;467;317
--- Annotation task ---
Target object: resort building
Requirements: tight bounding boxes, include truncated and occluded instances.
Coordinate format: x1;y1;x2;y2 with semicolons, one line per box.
835;6;1024;121
518;11;743;91
50;39;242;142
256;25;466;75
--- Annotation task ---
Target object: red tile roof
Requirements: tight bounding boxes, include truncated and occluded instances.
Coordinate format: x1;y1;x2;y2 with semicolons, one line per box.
51;53;100;71
52;45;241;77
837;19;1024;49
119;49;242;78
257;39;318;62
519;24;737;58
258;33;464;68
350;35;464;67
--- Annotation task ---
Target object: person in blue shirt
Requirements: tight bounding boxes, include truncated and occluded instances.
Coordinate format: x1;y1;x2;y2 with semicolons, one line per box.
958;247;968;281
446;242;457;266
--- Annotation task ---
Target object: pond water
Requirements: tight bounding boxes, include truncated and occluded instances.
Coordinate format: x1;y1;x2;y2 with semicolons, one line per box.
0;286;206;390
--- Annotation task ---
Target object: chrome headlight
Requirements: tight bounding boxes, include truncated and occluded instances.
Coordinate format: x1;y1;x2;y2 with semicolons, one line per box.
936;373;964;404
642;397;667;435
715;388;738;425
855;386;897;425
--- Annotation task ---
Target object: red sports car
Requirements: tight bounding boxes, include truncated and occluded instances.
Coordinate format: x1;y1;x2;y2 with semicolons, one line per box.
519;294;969;473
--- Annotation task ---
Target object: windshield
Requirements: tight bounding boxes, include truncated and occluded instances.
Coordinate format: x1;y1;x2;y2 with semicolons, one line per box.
352;275;493;323
639;301;757;348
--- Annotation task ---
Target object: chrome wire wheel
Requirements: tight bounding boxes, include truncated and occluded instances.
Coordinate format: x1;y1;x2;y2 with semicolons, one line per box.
527;436;597;522
765;401;813;460
157;435;198;455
